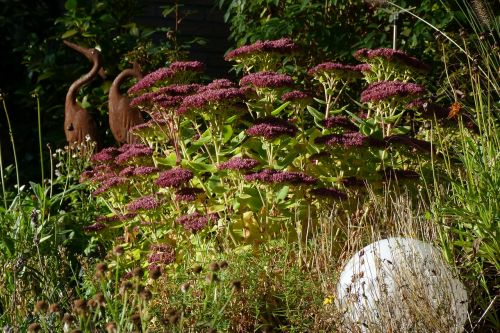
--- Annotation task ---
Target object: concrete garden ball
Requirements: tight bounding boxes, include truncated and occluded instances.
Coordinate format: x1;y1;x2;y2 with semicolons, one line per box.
336;237;468;333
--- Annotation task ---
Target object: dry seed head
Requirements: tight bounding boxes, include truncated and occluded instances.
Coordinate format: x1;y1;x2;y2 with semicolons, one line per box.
192;265;203;274
95;262;107;278
73;299;88;315
149;265;162;280
62;313;73;324
219;260;228;269
27;323;41;333
131;312;141;326
94;293;106;307
132;267;144;278
48;303;60;315
120;281;134;294
34;300;48;314
208;262;220;272
113;245;125;256
70;330;82;333
231;280;242;291
105;322;117;333
139;288;153;301
181;282;190;293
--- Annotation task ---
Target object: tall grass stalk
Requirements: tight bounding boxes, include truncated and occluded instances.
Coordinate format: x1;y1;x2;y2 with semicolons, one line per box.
0;140;6;209
1;98;20;193
35;94;45;183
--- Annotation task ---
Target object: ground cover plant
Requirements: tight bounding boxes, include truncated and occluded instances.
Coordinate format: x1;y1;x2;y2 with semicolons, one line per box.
1;1;499;332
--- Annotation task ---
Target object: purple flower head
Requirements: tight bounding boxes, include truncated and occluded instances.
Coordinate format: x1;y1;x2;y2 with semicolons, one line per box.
310;188;347;200
129;119;168;136
130;84;201;107
169;61;205;73
323;116;358;131
225;38;298;61
176;211;219;233
128;68;175;94
127;195;161;213
244;169;316;185
115;144;154;164
156;167;193;188
240;71;294;89
360;81;426;103
79;170;94;183
175;187;204;202
307;62;365;79
354;48;430;72
246;117;297;140
83;222;106;233
148;243;175;265
128;62;203;95
119;166;135;177
218;156;260;171
314;131;368;147
281;90;311;103
133;166;159;176
177;88;245;115
91;147;119;164
153;95;185;109
199;79;236;92
92;176;127;196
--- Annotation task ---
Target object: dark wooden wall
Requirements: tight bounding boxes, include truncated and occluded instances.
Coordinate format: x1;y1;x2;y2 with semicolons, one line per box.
136;0;232;78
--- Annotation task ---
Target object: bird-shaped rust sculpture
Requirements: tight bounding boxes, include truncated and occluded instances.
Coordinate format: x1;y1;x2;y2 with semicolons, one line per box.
108;62;144;144
63;40;102;146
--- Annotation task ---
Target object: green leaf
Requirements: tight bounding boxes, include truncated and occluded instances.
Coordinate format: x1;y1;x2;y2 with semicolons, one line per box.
276;186;289;201
307;105;325;121
61;29;78;39
271;101;290;116
65;0;77;11
222;125;233;143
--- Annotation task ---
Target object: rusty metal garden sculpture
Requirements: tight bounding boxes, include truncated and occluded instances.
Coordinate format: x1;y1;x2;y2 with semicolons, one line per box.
108;62;144;144
63;40;102;146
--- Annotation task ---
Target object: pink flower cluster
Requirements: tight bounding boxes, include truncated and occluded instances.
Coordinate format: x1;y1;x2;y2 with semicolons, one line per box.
148;244;176;265
310;188;347;200
175;187;204;202
128;62;204;94
240;71;294;89
130;84;201;107
246;117;297;139
360;81;425;103
225;37;298;61
314;131;368;147
127;195;161;213
115;144;154;164
133;166;159;176
307;62;367;78
92;176;127;196
198;79;236;92
156;167;193;188
354;48;430;72
244;169;317;185
281;90;310;102
83;222;106;233
91;147;119;164
323;116;358;131
177;88;245;115
218;156;260;171
176;211;219;233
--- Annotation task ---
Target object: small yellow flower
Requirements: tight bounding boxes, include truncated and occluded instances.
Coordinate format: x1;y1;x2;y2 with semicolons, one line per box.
323;295;334;305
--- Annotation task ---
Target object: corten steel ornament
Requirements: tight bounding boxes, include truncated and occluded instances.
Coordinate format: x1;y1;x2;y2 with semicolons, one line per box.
63;40;102;146
108;62;144;144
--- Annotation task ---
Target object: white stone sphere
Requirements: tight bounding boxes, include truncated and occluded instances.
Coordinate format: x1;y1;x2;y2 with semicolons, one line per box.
336;237;468;333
